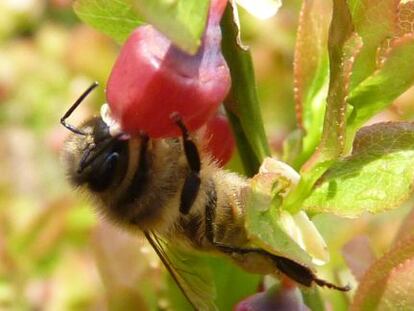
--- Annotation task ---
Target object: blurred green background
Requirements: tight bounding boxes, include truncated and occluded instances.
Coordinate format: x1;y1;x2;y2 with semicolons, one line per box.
0;0;413;310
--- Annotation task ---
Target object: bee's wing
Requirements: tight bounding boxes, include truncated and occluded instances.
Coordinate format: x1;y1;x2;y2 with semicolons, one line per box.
144;231;218;311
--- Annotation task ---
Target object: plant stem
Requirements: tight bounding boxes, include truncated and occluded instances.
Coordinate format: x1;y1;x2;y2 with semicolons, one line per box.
220;2;270;177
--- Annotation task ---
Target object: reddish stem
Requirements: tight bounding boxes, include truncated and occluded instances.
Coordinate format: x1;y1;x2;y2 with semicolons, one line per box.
208;0;228;25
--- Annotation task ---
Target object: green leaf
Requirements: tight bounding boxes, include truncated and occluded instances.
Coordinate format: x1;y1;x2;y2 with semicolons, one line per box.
347;0;398;89
206;257;261;311
165;275;193;311
226;109;262;176
303;122;414;217
292;0;331;168
283;129;305;168
73;0;143;43
284;0;362;213
221;3;271;176
131;0;209;54
350;237;414;310
283;159;334;214
302;288;326;311
316;0;361;163
347;35;414;146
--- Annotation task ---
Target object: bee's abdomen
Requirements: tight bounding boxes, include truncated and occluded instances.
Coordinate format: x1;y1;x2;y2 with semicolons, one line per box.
198;171;250;249
204;180;217;244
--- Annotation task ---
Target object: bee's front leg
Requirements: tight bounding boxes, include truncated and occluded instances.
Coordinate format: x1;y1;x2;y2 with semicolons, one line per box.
170;113;201;215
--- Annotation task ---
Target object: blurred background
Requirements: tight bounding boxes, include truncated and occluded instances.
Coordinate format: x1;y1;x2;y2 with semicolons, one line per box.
0;0;413;310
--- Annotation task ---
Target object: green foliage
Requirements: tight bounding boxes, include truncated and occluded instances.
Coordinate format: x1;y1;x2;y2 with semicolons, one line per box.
253;0;414;307
303;122;414;217
347;0;397;89
301;288;326;311
283;0;362;212
284;0;414;219
318;0;360;162
73;0;210;53
73;0;143;43
131;0;210;54
280;1;414;306
292;0;331;169
221;3;271;176
347;35;414;142
206;257;261;311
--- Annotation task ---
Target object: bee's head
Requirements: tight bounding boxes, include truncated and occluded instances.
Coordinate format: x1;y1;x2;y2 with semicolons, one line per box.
61;83;128;192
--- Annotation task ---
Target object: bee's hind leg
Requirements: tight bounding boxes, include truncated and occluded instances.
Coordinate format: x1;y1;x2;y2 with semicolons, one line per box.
271;255;351;291
170;113;201;215
203;190;350;291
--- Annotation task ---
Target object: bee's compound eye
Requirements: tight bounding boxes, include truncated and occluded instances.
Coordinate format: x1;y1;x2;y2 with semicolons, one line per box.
88;152;119;192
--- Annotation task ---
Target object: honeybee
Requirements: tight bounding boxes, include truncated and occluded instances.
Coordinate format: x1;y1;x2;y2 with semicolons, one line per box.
61;83;349;310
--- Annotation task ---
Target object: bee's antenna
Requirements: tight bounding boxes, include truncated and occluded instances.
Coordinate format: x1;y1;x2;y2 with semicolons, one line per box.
60;82;99;135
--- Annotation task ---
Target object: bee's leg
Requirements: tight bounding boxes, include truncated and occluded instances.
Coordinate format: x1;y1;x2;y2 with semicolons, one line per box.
212;239;349;291
271;255;350;291
171;113;201;215
204;184;350;291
